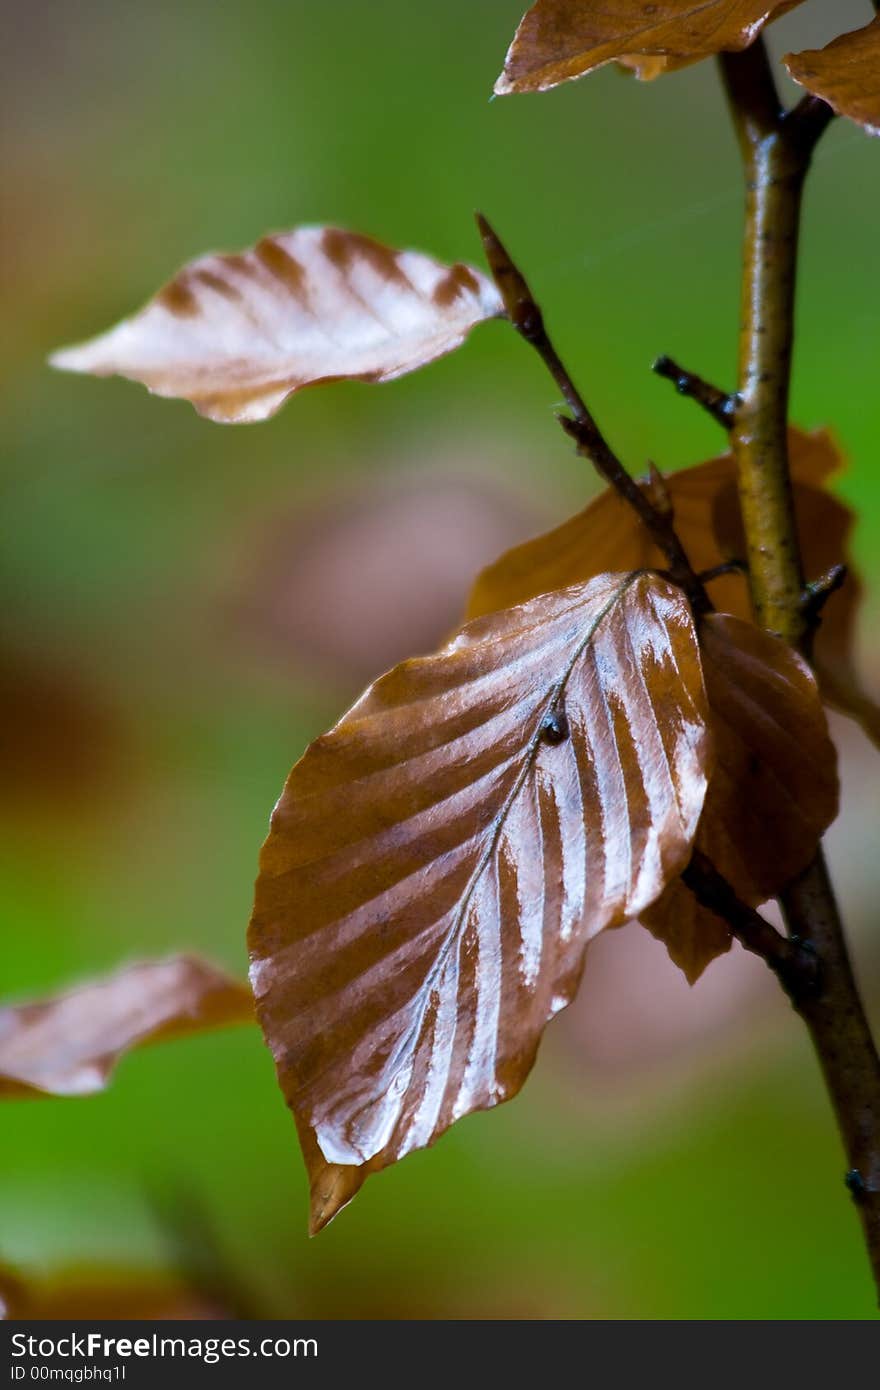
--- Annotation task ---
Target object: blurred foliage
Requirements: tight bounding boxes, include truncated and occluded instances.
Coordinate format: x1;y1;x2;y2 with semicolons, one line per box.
2;0;878;1318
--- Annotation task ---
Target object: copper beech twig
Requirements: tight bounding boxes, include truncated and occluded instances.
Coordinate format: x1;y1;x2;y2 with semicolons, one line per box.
475;212;711;618
719;38;880;1301
681;850;819;999
652;354;736;431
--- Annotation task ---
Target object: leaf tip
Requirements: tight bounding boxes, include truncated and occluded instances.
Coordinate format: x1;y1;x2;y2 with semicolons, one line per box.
307;1160;364;1236
47;343;84;373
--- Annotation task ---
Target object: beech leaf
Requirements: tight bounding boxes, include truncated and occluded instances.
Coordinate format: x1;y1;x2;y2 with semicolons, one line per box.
249;572;711;1230
785;18;880;137
466;428;880;747
0;957;254;1099
643;614;838;981
495;1;804;96
49;228;502;423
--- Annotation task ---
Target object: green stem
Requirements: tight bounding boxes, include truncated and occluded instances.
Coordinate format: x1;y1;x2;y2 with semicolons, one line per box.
720;42;880;1305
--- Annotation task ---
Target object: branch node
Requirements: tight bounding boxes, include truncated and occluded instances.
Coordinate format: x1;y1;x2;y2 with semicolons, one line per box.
784;93;836;156
846;1169;870;1205
641;461;674;519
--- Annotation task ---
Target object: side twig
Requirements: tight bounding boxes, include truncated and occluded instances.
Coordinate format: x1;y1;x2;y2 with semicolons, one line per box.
681;850;818;1000
476;213;710;616
720;40;880;1302
652;354;736;431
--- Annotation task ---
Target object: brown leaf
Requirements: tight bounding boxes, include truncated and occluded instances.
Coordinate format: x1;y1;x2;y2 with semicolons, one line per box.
249;572;711;1230
643;614;838;981
0;1265;229;1321
49;228;502;423
466;428;880;746
0;957;254;1098
785;17;880;136
495;1;804;96
617;53;698;81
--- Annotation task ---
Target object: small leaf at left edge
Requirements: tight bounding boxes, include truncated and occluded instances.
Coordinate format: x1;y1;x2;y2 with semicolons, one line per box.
785;17;880;136
248;572;711;1232
0;957;254;1098
49;228;502;423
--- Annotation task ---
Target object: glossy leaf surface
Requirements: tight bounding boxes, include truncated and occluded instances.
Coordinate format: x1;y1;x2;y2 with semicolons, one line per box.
785;18;880;136
495;1;803;95
249;572;711;1229
467;428;879;745
0;957;254;1098
50;228;502;423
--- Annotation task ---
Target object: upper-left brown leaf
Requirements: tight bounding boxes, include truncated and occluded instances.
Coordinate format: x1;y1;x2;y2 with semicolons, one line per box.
49;228;502;423
249;571;711;1230
0;957;254;1098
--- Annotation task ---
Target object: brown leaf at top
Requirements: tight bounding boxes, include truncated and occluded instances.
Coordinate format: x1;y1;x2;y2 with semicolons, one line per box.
643;614;838;981
249;572;711;1231
49;228;502;423
495;1;804;95
0;957;254;1099
785;17;880;136
616;52;698;80
466;427;880;746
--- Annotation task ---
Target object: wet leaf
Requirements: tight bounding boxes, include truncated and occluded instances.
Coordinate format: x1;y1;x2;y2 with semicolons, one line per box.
249;572;711;1230
495;1;804;96
50;228;502;423
643;614;838;981
466;428;880;745
0;957;254;1098
785;17;880;136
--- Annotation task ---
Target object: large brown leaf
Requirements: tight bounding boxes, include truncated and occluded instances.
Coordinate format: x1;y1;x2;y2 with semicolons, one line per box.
643;614;838;981
49;228;502;423
249;572;711;1230
785;18;880;137
0;957;254;1099
495;1;803;96
466;428;880;746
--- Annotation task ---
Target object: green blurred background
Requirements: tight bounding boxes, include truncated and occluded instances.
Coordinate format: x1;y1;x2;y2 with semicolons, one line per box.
3;0;879;1319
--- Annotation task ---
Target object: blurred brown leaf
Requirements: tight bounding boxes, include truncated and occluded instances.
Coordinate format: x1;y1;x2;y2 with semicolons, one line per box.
0;644;125;816
785;18;880;136
249;572;710;1231
0;958;254;1099
495;1;803;96
0;1264;229;1320
233;473;539;687
50;228;502;423
466;428;880;745
643;614;838;981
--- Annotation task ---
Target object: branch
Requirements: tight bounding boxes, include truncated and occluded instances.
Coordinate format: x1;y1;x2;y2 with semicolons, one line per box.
681;851;818;999
476;213;710;615
801;563;848;631
720;39;880;1303
652;355;736;431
